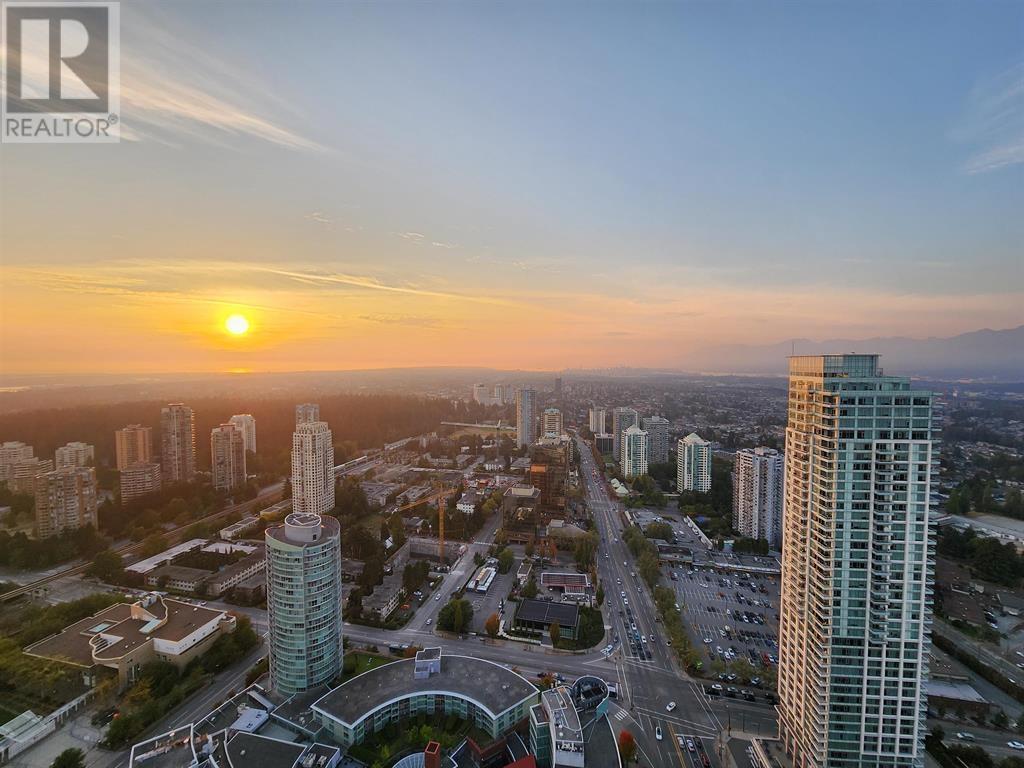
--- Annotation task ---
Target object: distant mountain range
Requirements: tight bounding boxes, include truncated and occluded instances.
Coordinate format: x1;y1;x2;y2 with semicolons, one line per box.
688;325;1024;380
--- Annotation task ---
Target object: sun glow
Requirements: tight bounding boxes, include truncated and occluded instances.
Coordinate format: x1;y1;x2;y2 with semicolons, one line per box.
225;314;250;336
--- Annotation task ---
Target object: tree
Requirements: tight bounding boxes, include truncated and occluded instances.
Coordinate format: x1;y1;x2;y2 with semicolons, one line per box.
617;731;636;764
498;548;515;574
485;612;500;638
549;622;561;646
86;549;124;583
574;533;598;570
994;710;1010;729
638;551;661;588
525;541;535;558
522;575;538;599
596;585;605;607
51;749;85;768
140;532;167;557
438;599;474;633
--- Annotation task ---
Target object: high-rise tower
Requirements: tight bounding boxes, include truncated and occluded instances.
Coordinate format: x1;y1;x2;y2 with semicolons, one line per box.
265;512;342;694
620;425;649;478
677;433;711;492
229;414;257;453
516;388;537;448
160;404;196;483
641;416;671;465
115;425;152;470
211;424;247;491
292;416;335;515
732;447;784;547
295;403;320;425
778;355;936;768
542;408;563;439
611;407;638;461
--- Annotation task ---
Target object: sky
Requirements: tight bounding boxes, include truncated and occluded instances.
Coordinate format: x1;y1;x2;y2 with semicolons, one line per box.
1;0;1022;375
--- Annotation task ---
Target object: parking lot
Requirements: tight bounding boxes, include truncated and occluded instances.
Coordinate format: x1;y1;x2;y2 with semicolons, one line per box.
465;557;519;634
666;563;781;695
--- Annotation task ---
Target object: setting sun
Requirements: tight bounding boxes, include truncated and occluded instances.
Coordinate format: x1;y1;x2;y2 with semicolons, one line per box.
225;314;250;336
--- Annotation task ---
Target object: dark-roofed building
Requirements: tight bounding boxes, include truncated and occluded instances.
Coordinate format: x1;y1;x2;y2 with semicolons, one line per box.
224;732;306;768
312;650;539;748
24;595;235;689
513;599;580;641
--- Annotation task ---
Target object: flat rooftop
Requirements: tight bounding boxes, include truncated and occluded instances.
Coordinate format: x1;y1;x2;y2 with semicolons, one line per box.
25;597;226;665
313;654;537;726
542;687;582;743
515;598;579;627
126;539;207;574
927;679;989;704
224;732;305;768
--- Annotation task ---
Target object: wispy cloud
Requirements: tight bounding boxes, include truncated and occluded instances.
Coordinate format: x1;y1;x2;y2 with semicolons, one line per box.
305;212;332;225
1;6;324;152
958;62;1024;174
257;266;518;307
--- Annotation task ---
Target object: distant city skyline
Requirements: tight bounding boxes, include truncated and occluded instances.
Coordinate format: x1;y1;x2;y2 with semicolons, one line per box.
1;2;1021;374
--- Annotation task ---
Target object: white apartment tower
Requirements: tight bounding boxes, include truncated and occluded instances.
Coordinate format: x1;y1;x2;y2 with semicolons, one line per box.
611;408;638;461
542;408;563;439
211;424;247;491
229;414;257;454
292;418;335;516
732;447;784;548
55;442;94;469
516;388;537;448
778;355;936;768
295;403;320;425
588;408;607;434
35;467;98;538
641;416;671;464
677;433;711;492
115;425;152;470
0;441;34;482
620;425;649;478
160;404;196;483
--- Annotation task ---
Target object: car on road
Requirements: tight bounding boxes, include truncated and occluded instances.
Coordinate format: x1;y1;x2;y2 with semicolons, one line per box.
655;726;662;741
435;594;441;601
666;701;677;712
1010;741;1024;751
426;618;432;625
955;733;975;741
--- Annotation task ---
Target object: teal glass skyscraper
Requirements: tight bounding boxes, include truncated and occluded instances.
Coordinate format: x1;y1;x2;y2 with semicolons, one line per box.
266;512;343;694
779;355;936;768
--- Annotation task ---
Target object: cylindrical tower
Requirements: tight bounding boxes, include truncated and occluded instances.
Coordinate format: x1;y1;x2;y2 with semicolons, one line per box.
265;512;342;694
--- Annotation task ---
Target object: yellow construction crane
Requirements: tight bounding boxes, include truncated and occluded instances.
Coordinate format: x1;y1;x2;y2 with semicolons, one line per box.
393;481;454;563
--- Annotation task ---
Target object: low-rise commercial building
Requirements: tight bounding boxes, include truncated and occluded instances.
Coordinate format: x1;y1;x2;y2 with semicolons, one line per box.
24;594;235;689
513;599;580;641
